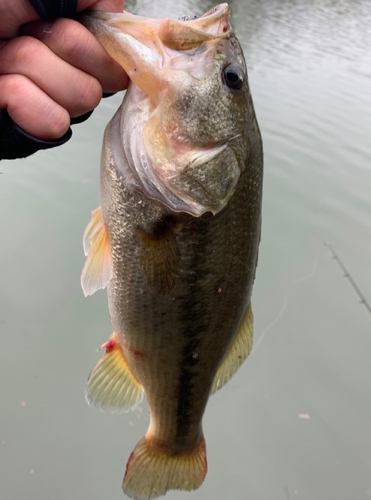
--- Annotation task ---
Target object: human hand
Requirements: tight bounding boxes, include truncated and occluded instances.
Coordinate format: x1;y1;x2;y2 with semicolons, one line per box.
0;1;128;142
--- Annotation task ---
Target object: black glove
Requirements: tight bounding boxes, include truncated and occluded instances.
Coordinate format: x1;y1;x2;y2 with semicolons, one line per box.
28;0;78;20
0;110;72;160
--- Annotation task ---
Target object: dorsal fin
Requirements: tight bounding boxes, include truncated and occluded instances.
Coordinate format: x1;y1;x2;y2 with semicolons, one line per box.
212;303;254;394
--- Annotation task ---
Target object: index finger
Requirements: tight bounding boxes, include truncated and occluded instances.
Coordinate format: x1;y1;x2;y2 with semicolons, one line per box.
21;18;128;93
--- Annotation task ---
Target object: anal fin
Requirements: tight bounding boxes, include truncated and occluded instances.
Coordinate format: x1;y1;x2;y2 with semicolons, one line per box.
211;303;254;394
86;333;143;413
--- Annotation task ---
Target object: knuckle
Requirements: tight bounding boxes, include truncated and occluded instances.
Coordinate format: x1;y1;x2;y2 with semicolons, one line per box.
1;37;41;70
4;74;29;105
54;20;90;62
44;106;70;138
75;76;102;112
3;74;69;139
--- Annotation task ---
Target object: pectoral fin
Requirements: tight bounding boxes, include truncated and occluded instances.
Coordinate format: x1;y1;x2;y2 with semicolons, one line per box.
81;206;112;297
211;303;254;394
137;219;180;294
86;333;143;413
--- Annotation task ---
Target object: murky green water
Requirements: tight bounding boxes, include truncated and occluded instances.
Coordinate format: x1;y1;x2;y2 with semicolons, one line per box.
1;1;371;499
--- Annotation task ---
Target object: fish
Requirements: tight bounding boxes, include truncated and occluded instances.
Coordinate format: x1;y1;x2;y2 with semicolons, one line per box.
80;4;263;499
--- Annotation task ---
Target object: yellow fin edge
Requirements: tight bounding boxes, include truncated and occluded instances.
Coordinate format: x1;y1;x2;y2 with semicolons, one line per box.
212;303;254;394
123;434;207;499
85;333;143;413
81;206;112;297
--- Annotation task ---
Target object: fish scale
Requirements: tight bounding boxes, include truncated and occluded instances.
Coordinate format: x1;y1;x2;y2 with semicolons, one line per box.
81;4;263;499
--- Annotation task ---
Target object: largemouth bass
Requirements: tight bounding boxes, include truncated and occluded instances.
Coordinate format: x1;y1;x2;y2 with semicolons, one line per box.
81;4;263;499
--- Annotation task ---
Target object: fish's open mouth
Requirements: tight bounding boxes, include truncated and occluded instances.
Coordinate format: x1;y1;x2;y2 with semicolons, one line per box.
80;4;231;95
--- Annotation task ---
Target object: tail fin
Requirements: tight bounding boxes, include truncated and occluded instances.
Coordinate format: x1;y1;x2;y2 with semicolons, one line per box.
123;434;207;500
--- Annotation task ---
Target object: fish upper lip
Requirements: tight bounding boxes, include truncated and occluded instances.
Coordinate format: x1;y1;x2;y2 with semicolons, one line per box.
80;4;232;52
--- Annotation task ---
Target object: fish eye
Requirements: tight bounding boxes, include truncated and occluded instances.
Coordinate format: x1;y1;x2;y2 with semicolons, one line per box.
223;64;244;90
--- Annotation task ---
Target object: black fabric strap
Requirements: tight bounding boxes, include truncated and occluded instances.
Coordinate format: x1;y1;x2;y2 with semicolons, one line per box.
70;109;94;125
29;0;78;20
0;110;72;160
0;95;116;160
